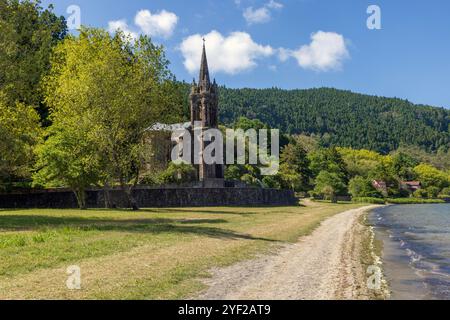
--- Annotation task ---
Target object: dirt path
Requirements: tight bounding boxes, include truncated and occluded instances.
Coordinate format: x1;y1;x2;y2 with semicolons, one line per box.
196;205;380;300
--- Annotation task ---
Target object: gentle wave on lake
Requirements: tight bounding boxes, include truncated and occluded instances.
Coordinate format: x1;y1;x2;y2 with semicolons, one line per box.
370;204;450;300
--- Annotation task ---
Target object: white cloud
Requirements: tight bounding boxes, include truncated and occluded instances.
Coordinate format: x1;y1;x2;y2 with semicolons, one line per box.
266;0;284;10
134;9;178;38
107;20;138;40
180;30;274;75
107;9;178;40
243;7;271;24
280;31;349;71
277;47;291;62
243;1;283;25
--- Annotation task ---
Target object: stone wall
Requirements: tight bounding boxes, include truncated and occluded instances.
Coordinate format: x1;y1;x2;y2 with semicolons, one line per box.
0;187;298;209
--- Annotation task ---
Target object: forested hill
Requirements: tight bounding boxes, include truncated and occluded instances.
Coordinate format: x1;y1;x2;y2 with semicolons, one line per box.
217;87;450;154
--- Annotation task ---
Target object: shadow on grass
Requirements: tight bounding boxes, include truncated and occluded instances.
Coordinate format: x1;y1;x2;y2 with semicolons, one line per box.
134;208;262;216
0;215;276;242
0;206;295;216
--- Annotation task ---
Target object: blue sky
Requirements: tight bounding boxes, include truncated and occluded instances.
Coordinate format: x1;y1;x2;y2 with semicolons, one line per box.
43;0;450;108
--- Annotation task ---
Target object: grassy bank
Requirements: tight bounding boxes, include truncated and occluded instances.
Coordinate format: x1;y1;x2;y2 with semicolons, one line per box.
386;198;446;204
353;197;446;205
0;202;364;300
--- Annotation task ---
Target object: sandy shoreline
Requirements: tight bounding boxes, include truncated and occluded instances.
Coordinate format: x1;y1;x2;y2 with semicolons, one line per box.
195;205;385;300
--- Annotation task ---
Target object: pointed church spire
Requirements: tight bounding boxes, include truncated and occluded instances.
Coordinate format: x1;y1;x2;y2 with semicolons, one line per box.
199;39;210;87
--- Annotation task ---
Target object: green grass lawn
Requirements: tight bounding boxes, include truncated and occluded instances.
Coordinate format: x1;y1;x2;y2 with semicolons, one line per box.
0;202;364;300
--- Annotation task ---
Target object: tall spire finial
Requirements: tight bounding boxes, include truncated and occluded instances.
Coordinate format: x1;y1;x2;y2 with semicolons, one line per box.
199;39;210;87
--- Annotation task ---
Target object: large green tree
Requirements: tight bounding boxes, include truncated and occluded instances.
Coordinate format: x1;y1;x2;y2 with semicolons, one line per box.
33;125;101;209
0;0;66;122
0;93;42;189
308;147;348;180
37;28;184;209
414;164;449;189
391;152;419;181
338;148;384;179
279;139;312;191
348;176;380;198
313;171;347;203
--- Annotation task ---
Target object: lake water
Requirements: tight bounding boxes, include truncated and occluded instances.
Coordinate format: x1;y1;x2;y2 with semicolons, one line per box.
370;204;450;300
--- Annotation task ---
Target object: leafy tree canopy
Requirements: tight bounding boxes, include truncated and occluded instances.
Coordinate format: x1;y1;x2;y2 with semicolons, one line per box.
313;171;347;203
0;0;67;122
414;163;450;189
0;93;42;188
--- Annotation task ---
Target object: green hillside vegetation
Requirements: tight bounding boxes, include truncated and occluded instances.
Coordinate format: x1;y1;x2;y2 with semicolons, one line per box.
224;123;450;203
217;87;450;154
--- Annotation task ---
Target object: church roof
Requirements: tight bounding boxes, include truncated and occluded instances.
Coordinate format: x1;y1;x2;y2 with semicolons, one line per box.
199;42;210;86
145;122;191;132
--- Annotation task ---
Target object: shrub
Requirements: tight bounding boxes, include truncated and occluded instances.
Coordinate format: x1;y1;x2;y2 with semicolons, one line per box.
439;187;450;197
413;189;429;199
224;165;244;181
426;186;441;198
262;176;282;189
158;162;197;185
241;174;261;187
140;172;161;186
390;187;411;198
348;176;381;198
352;197;386;204
386;198;445;204
313;171;347;203
439;188;450;199
414;164;449;189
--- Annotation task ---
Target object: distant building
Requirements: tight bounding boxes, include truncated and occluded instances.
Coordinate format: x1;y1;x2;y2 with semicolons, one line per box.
400;181;422;193
372;180;388;196
147;122;192;132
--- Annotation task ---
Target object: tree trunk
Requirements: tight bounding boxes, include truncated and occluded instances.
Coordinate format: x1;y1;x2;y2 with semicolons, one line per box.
103;182;113;209
74;188;87;210
126;185;139;211
119;177;139;211
331;193;338;203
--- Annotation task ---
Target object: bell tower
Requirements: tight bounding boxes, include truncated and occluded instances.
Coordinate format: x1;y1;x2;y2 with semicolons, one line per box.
189;41;223;183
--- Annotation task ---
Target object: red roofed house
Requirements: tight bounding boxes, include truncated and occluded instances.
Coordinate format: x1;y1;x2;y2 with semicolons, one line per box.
400;181;422;193
372;180;388;197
